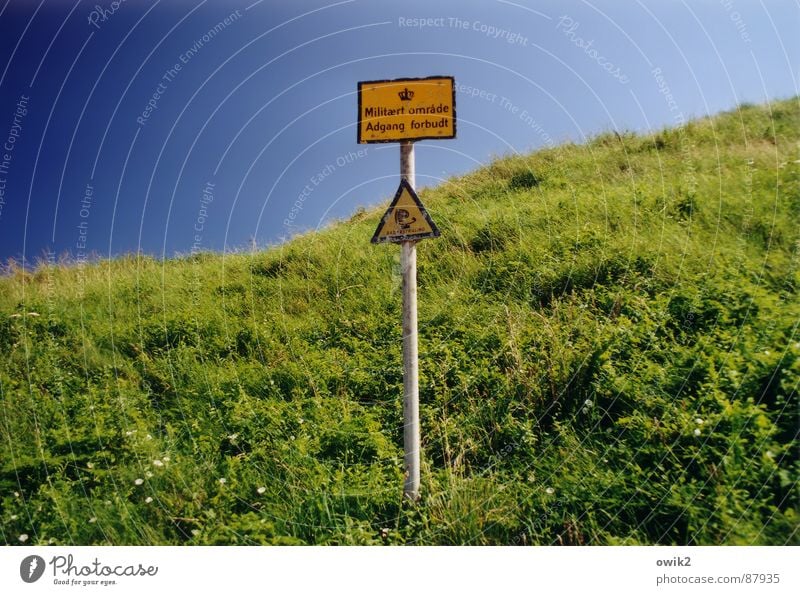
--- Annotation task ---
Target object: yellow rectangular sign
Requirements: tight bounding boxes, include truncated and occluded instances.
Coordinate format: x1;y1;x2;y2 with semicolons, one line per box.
358;76;456;143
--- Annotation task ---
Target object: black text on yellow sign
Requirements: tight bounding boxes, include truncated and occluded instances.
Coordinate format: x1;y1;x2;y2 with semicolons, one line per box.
371;180;440;244
358;76;456;143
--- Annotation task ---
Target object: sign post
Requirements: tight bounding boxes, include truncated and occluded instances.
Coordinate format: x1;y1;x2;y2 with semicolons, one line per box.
399;141;420;500
359;76;455;501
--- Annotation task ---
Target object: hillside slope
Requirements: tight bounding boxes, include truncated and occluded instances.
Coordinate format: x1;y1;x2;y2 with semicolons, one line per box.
1;98;798;545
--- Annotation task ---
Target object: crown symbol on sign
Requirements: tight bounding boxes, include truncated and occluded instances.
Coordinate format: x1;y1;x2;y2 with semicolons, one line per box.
398;88;414;101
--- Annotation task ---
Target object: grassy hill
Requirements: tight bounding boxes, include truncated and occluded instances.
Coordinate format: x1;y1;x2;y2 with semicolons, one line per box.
1;98;798;545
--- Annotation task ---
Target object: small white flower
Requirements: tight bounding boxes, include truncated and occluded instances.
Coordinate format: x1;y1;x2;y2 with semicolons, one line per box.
18;534;28;543
290;435;295;440
10;514;18;520
125;431;134;436
162;456;170;461
545;487;555;495
218;478;226;484
145;471;153;478
145;434;153;440
13;491;19;498
89;517;97;523
694;428;702;436
191;529;200;536
584;399;593;408
152;459;164;467
695;418;704;425
134;478;144;486
257;486;266;495
87;462;94;469
145;496;153;504
227;434;238;441
766;450;774;459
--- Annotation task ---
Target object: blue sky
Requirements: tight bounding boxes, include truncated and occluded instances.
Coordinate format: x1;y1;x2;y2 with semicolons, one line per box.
0;0;797;263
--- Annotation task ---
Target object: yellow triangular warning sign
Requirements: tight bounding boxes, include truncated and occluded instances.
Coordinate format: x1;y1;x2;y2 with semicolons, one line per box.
371;179;440;244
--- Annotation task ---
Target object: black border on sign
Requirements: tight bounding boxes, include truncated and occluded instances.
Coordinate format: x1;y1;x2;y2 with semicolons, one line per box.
357;75;457;144
371;179;441;244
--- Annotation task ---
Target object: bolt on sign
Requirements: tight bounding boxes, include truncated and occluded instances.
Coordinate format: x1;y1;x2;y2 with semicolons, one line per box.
357;76;456;143
371;179;440;244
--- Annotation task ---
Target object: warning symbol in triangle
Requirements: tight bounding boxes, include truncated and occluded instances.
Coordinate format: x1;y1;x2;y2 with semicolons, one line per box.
371;179;440;244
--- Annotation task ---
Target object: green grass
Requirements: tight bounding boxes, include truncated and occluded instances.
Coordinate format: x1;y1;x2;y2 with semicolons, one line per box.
1;97;798;545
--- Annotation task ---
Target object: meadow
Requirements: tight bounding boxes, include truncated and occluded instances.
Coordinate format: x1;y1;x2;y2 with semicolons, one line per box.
1;97;797;545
